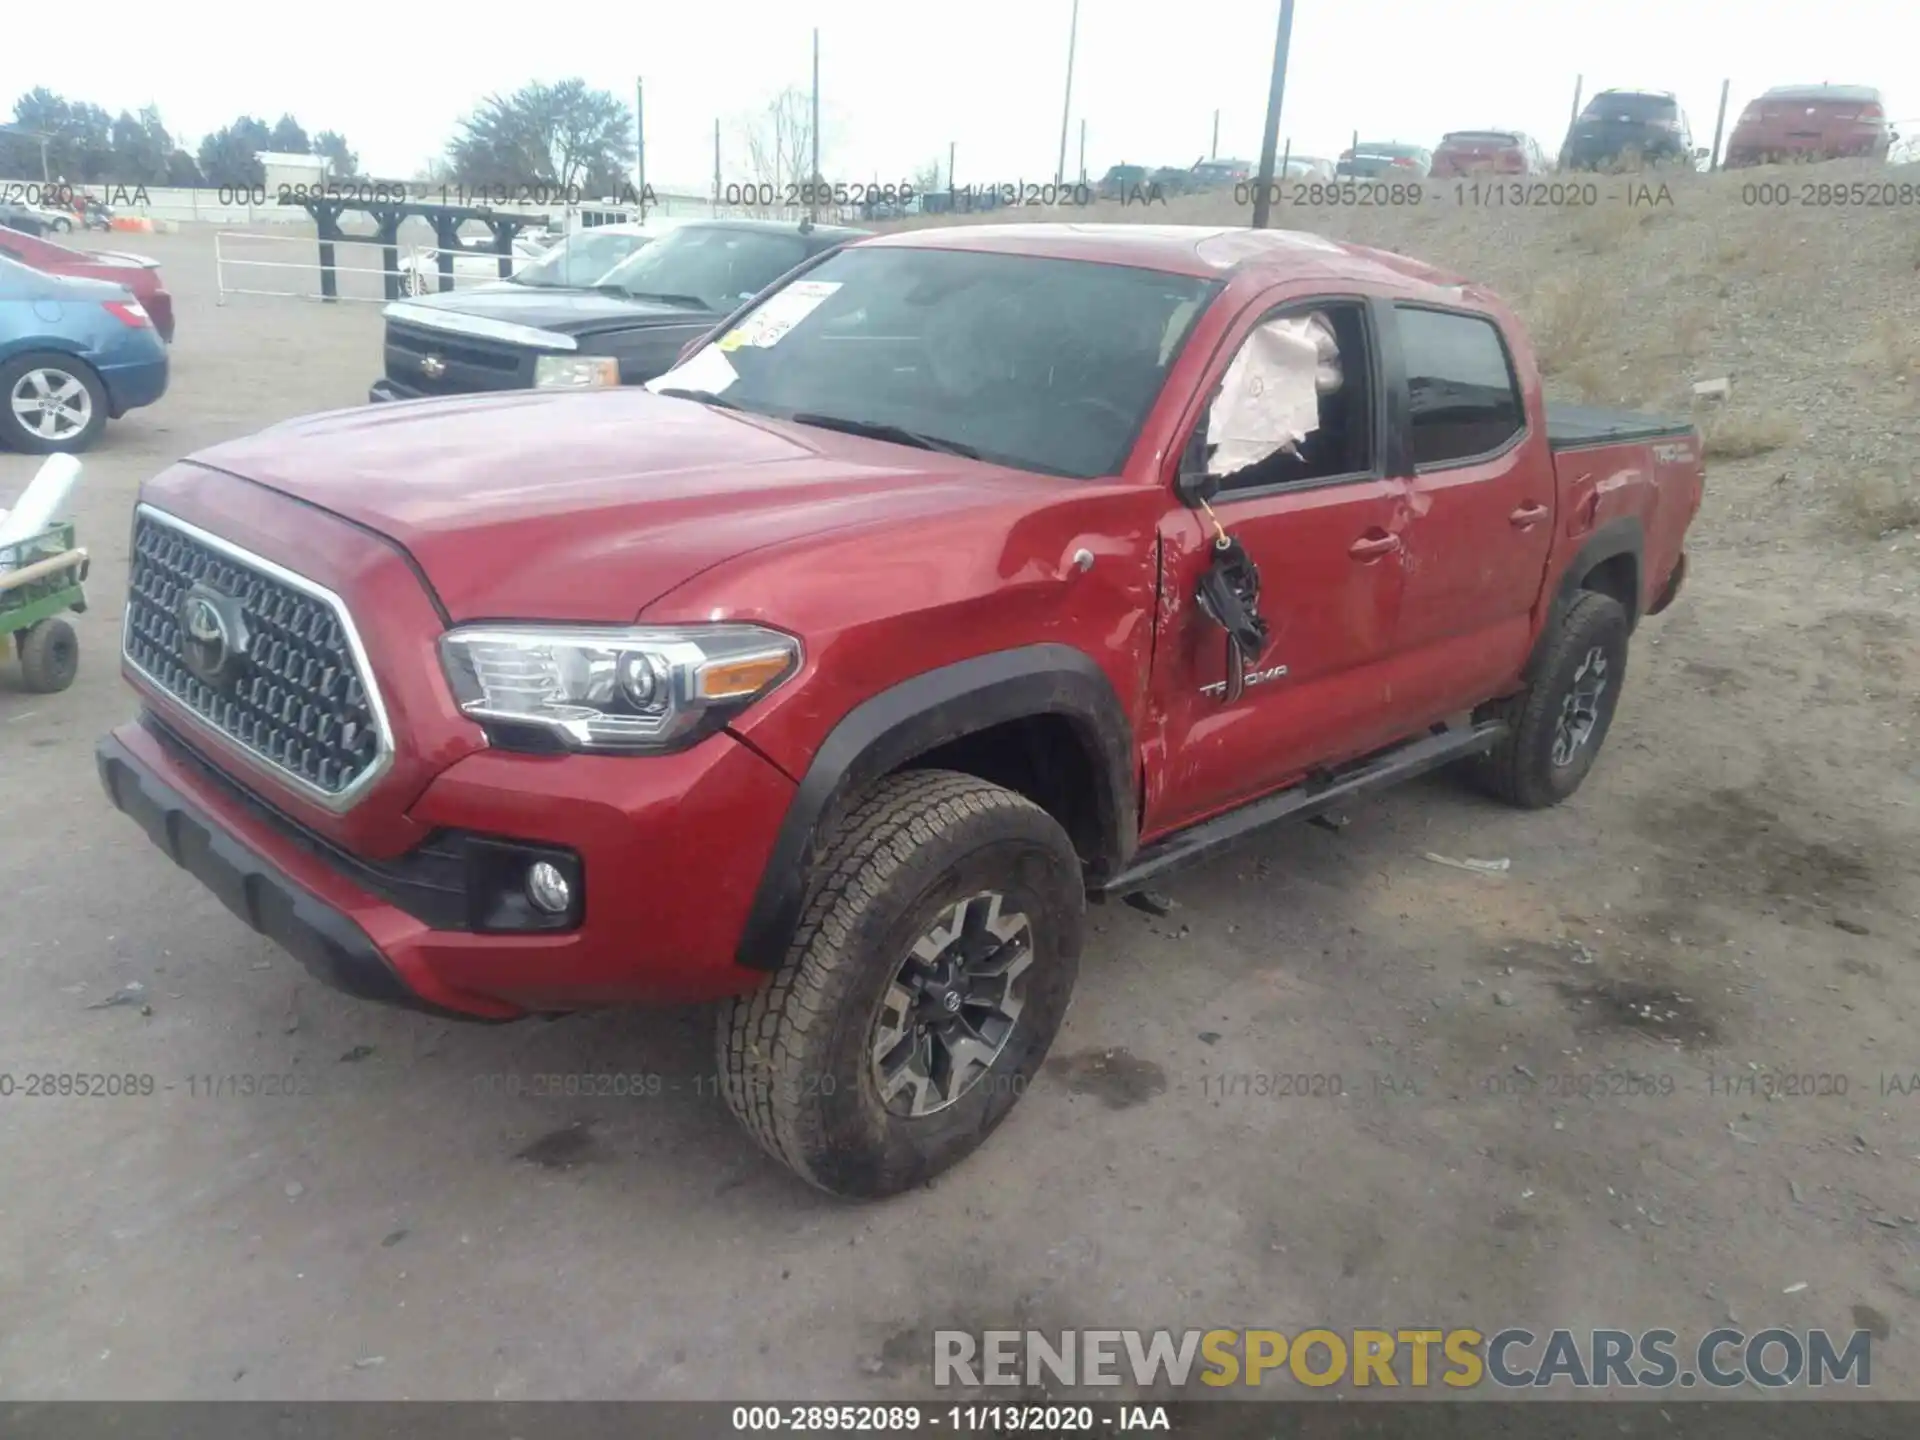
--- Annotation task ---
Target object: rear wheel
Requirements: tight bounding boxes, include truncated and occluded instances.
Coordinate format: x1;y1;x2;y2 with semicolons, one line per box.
717;770;1084;1199
0;353;107;453
1470;591;1629;809
16;618;78;693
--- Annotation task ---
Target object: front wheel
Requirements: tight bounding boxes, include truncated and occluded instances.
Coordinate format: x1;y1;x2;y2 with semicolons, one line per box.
1470;591;1629;808
16;618;79;693
717;770;1084;1198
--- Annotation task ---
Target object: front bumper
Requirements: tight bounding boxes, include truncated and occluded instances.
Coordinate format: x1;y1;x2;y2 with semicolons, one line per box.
97;727;454;1016
98;711;799;1018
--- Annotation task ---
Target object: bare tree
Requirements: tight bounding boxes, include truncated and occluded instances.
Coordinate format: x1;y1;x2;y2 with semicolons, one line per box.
737;87;814;216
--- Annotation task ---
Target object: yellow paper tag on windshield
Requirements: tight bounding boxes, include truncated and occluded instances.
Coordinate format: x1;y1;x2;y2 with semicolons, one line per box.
716;331;747;352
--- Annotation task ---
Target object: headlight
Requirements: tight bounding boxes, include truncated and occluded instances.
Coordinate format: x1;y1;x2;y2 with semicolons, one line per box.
534;355;621;389
439;624;800;752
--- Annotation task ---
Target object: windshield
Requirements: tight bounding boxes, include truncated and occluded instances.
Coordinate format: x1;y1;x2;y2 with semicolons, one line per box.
1583;93;1676;121
596;226;811;311
511;228;654;289
646;245;1219;479
1442;132;1518;146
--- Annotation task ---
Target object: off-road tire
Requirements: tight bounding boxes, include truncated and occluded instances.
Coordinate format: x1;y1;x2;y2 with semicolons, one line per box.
717;770;1084;1199
17;617;78;693
1470;591;1629;809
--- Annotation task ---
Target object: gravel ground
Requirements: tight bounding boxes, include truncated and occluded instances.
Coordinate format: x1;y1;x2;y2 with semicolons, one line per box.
0;186;1916;1402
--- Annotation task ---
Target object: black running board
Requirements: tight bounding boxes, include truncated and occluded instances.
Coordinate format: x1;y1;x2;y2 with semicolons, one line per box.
1096;720;1507;897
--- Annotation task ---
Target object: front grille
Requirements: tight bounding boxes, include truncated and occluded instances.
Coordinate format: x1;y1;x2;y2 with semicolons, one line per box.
384;320;531;394
123;508;388;805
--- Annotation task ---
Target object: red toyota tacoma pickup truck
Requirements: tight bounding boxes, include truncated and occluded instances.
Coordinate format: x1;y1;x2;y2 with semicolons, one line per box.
97;223;1703;1198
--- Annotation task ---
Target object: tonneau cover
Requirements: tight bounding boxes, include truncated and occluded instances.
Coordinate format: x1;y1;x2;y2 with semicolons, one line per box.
1546;400;1694;450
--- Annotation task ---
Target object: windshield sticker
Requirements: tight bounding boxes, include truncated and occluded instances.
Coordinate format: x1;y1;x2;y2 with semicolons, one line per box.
716;279;842;352
645;344;739;395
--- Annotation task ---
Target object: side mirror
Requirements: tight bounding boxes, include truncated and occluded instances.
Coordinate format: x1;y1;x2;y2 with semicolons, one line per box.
1175;464;1221;509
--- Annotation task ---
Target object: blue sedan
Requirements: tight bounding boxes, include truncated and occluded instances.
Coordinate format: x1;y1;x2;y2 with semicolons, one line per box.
1;253;169;453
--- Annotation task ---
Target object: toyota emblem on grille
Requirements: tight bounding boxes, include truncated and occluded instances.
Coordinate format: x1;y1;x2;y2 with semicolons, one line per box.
178;583;250;686
419;354;447;379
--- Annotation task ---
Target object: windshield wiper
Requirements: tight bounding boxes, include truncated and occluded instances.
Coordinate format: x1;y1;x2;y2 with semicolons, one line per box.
602;288;712;310
787;412;981;459
654;386;749;412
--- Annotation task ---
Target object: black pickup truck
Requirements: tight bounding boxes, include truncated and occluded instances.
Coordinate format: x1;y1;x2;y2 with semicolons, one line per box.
369;218;867;403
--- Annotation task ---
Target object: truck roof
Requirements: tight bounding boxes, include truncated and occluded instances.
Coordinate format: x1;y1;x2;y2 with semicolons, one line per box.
859;222;1469;296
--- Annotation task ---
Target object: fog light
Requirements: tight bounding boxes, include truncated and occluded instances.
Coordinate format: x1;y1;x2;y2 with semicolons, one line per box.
526;861;573;914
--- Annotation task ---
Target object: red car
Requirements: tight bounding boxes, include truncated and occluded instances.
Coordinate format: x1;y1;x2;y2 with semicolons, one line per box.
0;226;174;343
1724;84;1896;167
1430;130;1551;177
96;224;1703;1196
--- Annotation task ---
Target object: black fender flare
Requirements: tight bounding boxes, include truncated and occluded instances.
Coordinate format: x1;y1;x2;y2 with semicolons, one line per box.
734;644;1136;970
1524;518;1644;683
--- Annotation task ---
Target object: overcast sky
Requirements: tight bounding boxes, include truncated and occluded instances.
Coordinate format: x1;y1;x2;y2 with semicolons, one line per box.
4;0;1913;189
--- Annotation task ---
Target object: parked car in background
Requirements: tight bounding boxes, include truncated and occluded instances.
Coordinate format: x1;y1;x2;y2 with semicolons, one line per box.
397;228;559;296
1723;85;1895;167
1430;130;1551;177
523;221;679;286
1562;90;1704;169
1098;164;1150;199
370;218;867;402
1282;156;1337;181
0;226;176;343
0;255;168;453
1150;166;1196;198
1190;158;1254;188
0;201;51;238
1336;143;1433;177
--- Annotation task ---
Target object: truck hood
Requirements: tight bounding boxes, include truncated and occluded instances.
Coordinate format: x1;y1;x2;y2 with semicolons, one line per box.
388;285;713;338
184;388;1047;623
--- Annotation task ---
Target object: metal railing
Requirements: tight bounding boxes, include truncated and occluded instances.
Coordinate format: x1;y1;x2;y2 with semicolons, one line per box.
213;230;548;304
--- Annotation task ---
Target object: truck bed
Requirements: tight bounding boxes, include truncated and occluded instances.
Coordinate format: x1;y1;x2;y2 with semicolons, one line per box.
1545;400;1694;451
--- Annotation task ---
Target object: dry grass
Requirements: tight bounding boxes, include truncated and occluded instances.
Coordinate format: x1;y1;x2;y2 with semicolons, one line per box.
1842;466;1920;537
1524;278;1611;376
1666;304;1713;361
1740;219;1816;276
1572;203;1641;254
1698;408;1800;459
1565;356;1681;408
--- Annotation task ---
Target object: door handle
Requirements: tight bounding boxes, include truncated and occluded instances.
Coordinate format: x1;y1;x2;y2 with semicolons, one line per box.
1510;502;1549;528
1348;530;1401;560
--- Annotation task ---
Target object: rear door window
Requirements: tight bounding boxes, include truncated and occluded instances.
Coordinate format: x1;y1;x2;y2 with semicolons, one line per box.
1395;306;1525;467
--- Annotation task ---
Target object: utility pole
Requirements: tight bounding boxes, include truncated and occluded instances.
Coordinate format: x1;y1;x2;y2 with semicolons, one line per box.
1250;0;1296;229
1212;109;1220;159
713;118;721;216
1079;120;1088;184
1055;0;1079;185
1709;77;1731;171
810;29;822;219
635;78;647;218
948;140;956;190
1566;74;1584;159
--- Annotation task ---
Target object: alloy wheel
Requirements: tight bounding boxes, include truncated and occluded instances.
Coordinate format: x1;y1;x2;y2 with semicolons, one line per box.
9;368;92;442
870;890;1033;1117
1552;645;1609;767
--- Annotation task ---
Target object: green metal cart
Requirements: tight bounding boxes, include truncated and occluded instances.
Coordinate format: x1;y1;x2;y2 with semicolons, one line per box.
0;522;89;693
